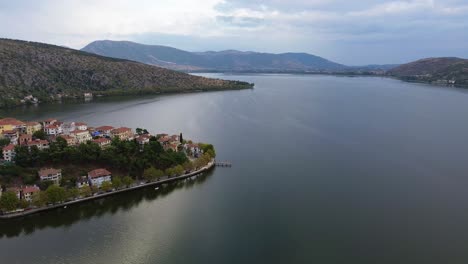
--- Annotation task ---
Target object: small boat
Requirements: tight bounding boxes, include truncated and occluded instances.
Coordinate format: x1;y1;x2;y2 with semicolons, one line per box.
154;187;159;190
63;206;67;209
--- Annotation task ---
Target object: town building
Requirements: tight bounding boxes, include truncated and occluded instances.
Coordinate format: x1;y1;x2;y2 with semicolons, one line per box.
42;118;57;127
57;135;77;146
21;186;40;202
44;124;63;135
26;139;50;151
61;122;76;135
76;176;90;188
9;186;40;202
38;168;62;185
184;143;202;157
24;121;42;135
0;118;25;135
70;130;92;144
136;134;151;146
2;144;16;162
93;138;111;148
2;130;19;145
111;127;133;141
75;122;88;131
95;126;115;137
88;169;112;187
18;134;33;146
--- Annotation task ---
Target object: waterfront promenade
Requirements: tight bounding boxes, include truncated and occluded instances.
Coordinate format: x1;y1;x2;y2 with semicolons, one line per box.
0;159;215;219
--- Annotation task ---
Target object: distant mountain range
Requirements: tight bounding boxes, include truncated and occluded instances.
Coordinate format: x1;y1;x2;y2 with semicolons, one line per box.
82;40;468;87
387;57;468;86
0;39;252;108
82;40;393;73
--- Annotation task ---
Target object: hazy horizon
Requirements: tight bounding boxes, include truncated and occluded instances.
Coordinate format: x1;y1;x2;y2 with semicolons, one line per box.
1;0;467;65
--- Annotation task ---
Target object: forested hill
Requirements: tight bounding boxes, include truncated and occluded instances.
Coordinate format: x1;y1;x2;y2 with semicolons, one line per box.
0;39;252;108
81;40;347;72
388;57;468;86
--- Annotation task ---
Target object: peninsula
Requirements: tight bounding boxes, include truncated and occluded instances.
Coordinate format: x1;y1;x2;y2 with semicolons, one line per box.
0;117;216;217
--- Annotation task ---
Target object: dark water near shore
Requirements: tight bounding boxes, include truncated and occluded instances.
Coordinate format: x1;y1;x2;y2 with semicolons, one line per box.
2;74;468;263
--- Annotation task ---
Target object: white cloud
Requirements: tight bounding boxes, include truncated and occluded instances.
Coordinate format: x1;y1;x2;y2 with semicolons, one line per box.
0;0;467;64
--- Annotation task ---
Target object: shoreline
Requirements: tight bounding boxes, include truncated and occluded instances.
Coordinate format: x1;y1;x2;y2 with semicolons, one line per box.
0;159;216;220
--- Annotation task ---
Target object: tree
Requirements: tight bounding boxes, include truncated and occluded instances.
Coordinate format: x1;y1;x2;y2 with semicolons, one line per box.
67;188;80;200
32;191;48;207
112;177;123;189
200;143;216;157
0;138;10;148
179;133;183;143
122;176;134;187
183;161;194;172
101;181;113;192
174;165;184;176
0;191;19;212
45;185;67;204
143;167;159;182
18;199;29;209
33;130;47;140
79;186;92;197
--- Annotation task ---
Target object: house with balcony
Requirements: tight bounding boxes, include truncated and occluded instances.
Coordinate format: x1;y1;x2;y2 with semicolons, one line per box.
38;168;62;185
93;138;111;148
25;121;42;135
88;169;112;187
2;144;16;162
26;139;50;151
70;130;92;144
44;124;63;135
111;127;133;141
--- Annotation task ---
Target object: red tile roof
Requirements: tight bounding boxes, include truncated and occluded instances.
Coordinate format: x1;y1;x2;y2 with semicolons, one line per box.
111;127;132;133
71;130;89;134
75;122;87;126
38;168;61;177
22;185;40;194
25;121;40;126
27;140;49;146
95;126;115;131
45;124;59;129
93;138;111;144
0;118;25;126
2;144;15;152
1;130;16;135
88;168;112;178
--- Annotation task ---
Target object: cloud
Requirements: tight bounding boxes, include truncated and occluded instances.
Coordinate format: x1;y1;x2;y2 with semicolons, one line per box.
0;0;467;64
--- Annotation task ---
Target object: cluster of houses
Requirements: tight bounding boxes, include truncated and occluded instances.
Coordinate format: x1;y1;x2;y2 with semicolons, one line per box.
3;167;113;203
0;117;205;203
0;117;146;162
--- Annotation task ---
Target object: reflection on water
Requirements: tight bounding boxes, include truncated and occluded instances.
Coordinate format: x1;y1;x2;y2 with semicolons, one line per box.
0;171;213;238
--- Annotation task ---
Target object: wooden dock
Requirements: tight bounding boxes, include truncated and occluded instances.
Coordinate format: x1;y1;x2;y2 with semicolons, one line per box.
215;161;232;167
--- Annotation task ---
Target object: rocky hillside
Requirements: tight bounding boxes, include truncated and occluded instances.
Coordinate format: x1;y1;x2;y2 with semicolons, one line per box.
0;39;252;108
388;57;468;86
82;40;346;72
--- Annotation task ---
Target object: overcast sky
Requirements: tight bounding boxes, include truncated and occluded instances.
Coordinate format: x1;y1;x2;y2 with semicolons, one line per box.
1;0;467;65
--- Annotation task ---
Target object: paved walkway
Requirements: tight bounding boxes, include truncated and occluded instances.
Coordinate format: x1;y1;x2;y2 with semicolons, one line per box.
0;160;215;219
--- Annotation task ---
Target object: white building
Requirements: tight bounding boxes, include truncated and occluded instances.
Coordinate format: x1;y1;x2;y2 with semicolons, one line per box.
88;169;112;187
44;124;63;135
2;144;16;162
38;168;62;185
70;130;92;144
76;176;90;189
75;122;88;131
26;140;50;151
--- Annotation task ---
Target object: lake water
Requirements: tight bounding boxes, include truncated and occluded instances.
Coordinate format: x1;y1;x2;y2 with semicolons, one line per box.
2;74;468;263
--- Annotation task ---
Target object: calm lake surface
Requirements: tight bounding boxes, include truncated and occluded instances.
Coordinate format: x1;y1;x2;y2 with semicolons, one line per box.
2;74;468;263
